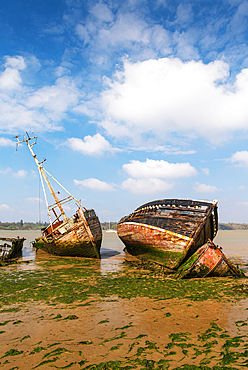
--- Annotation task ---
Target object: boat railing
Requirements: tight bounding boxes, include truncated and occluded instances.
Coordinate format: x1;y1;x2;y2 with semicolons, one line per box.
48;195;74;210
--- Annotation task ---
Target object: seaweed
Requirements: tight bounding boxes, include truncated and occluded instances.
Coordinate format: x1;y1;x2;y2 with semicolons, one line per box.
2;349;24;358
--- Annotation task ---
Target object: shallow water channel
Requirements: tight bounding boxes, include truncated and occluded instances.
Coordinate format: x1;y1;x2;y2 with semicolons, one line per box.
1;228;248;272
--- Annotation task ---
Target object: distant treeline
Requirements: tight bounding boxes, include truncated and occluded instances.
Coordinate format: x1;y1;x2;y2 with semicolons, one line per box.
0;221;246;231
0;221;117;230
101;222;117;230
219;223;248;230
0;221;48;230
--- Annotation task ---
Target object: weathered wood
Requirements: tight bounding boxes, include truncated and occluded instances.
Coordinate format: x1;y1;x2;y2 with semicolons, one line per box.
34;208;102;258
117;199;218;269
16;134;102;259
0;237;25;264
176;239;244;278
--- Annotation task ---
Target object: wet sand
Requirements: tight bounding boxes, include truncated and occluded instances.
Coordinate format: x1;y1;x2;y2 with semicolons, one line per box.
1;230;248;368
1;297;248;369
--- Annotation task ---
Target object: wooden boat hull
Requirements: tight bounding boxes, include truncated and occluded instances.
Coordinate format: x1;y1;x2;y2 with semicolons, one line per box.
176;240;244;278
34;237;101;258
0;237;25;263
34;208;102;258
117;199;218;269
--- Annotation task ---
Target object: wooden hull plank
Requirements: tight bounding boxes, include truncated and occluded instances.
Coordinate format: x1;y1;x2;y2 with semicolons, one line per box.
176;240;244;279
117;198;218;269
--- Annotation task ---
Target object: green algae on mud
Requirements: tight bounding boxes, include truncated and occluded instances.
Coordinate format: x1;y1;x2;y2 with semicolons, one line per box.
0;256;247;307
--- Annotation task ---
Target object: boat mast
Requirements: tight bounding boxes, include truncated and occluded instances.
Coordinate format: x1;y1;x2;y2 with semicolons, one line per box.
15;133;67;222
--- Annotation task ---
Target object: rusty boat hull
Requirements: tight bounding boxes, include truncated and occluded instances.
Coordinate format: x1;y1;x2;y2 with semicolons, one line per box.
176;240;244;279
0;237;25;264
117;199;218;269
34;208;102;258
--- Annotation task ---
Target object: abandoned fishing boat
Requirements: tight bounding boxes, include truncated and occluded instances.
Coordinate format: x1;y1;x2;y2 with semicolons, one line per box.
0;237;25;264
117;198;218;269
15;134;102;258
176;239;244;279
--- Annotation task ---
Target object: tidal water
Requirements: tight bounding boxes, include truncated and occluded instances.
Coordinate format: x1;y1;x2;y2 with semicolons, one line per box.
1;229;248;271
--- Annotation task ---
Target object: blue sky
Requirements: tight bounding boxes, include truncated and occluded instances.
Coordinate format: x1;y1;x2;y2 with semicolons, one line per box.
1;0;248;223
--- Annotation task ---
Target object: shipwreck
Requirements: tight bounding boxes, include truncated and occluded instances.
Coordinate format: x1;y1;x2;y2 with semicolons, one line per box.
15;134;102;258
176;239;244;279
117;198;218;269
0;237;25;265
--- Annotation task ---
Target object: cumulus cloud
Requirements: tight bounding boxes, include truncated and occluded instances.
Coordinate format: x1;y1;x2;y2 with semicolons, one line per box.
0;138;15;147
0;56;26;90
26;76;80;121
230;150;248;168
13;170;27;178
66;133;120;156
193;182;219;193
74;178;114;191
89;2;114;22
202;168;210;175
0;204;11;211
25;197;44;203
0;167;11;174
98;58;248;144
0;68;23;90
121;178;173;194
122;159;197;178
0;56;81;133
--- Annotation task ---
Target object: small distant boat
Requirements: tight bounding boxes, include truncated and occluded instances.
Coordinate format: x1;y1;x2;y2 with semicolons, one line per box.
176;239;244;278
0;237;25;264
15;134;102;258
117;199;218;269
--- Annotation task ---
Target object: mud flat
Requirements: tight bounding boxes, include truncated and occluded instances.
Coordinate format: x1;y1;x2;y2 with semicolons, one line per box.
1;231;248;369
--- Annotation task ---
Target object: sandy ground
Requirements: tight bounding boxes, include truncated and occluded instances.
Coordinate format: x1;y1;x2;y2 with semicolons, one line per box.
1;296;248;369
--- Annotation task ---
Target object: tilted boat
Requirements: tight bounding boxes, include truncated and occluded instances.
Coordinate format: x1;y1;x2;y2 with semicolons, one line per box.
15;134;102;258
176;239;244;279
117;199;218;269
0;237;25;264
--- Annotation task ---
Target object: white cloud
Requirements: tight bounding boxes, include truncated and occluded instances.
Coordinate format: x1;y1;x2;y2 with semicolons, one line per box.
0;56;26;90
230;150;248;168
13;170;27;178
89;3;114;22
98;13;149;46
26;197;44;203
202;168;210;175
121;177;173;194
0;138;15;147
66;133;120;156
0;204;11;211
99;58;248;145
0;167;11;174
26;76;80;121
122;159;197;179
0;56;81;133
193;182;219;193
5;56;26;70
74;178;114;191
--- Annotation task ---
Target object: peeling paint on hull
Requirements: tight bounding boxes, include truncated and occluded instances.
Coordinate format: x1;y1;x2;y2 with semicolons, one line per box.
33;208;102;259
117;199;218;269
176;240;244;278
